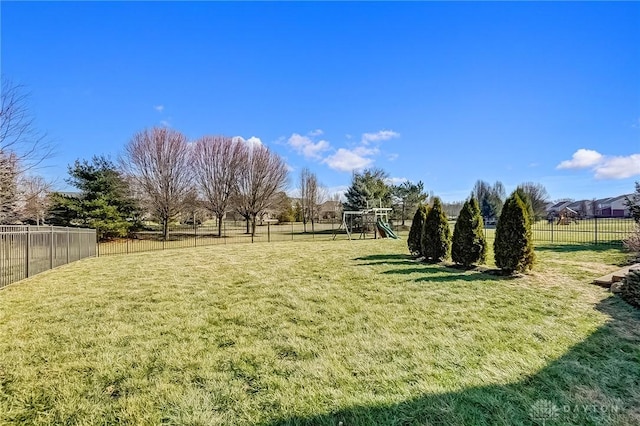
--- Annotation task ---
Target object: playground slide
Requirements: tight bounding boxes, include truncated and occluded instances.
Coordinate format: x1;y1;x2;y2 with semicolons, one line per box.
376;219;399;239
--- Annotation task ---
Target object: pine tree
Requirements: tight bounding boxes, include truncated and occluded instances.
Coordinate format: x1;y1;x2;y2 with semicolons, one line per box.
452;197;486;266
47;156;141;240
494;192;535;274
421;197;451;262
407;204;428;257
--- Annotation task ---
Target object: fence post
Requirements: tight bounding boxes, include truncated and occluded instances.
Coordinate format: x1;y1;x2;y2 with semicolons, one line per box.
25;226;30;278
66;227;70;263
551;220;554;244
268;222;271;243
291;222;294;240
594;216;598;245
50;226;54;270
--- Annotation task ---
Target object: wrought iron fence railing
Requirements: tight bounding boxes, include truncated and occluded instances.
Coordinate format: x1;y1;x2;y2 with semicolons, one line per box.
0;225;97;289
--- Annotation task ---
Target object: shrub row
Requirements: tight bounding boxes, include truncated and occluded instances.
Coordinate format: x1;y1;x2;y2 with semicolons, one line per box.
407;192;535;273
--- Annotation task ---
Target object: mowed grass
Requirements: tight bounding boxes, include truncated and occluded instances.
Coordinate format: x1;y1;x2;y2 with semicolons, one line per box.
1;239;639;425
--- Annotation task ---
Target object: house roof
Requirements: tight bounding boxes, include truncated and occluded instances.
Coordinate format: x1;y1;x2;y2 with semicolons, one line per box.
566;200;588;210
608;194;632;203
549;200;572;210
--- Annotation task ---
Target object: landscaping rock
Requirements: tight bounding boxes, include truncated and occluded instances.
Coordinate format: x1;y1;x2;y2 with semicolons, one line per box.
610;282;623;293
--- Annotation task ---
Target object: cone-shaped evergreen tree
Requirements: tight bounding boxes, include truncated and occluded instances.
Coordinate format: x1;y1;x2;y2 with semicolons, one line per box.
421;197;451;262
494;192;535;274
407;204;428;257
514;187;535;224
452;197;486;266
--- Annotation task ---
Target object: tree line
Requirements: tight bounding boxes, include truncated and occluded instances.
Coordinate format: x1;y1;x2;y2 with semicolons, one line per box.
46;127;289;241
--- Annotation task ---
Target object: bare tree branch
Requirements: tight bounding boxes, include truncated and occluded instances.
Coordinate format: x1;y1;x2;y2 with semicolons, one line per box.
0;78;54;174
234;143;288;241
18;175;52;225
121;127;193;239
192;135;243;236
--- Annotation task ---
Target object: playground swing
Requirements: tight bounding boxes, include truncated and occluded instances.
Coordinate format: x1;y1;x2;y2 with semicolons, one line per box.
332;199;399;240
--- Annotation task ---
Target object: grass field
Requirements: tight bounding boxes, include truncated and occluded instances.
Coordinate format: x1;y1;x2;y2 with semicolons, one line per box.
1;239;639;425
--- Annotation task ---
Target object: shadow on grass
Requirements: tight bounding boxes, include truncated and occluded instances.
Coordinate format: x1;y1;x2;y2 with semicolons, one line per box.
378;265;517;283
291;229;347;236
535;243;626;254
262;297;640;426
355;254;414;262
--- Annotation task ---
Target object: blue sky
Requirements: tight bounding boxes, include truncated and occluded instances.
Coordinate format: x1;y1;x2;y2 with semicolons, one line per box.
2;1;639;202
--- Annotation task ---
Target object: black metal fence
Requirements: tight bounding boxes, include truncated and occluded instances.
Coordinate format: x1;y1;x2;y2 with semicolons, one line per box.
0;225;97;289
2;218;633;287
483;217;635;246
96;220;358;257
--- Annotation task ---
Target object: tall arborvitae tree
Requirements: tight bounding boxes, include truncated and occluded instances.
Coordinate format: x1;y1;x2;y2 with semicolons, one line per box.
494;192;535;274
452;197;486;267
421;197;451;262
514;187;535;224
407;204;428;257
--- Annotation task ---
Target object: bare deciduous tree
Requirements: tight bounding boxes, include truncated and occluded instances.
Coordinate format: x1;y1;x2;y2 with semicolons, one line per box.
18;175;51;225
299;167;309;232
0;79;53;223
192;136;243;236
516;181;550;221
298;167;327;233
1;79;52;165
121;127;193;240
234;143;288;241
305;172;327;233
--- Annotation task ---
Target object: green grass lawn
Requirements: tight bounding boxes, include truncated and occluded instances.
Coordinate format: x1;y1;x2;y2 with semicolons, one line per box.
1;239;639;425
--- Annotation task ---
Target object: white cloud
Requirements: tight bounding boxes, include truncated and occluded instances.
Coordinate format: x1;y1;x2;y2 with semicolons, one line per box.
557;148;640;180
154;105;164;112
361;130;400;145
323;148;374;172
326;185;349;201
287;133;331;159
353;145;379;156
308;129;323;136
557;149;603;169
388;153;399;162
594;154;640;179
159;120;171;127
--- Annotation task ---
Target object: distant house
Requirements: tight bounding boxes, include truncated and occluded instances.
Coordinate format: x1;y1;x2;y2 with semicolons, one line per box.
596;194;631;218
547;200;573;216
566;200;594;218
319;200;342;220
